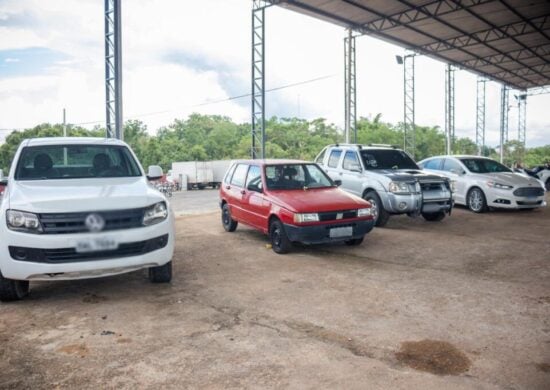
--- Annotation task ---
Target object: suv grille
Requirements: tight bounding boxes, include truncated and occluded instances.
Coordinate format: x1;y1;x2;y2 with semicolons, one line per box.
39;208;145;234
318;210;357;222
9;234;169;263
513;187;544;197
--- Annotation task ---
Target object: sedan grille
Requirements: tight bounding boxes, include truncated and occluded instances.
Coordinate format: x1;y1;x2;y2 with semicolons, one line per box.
39;208;145;234
318;210;357;222
513;187;544;197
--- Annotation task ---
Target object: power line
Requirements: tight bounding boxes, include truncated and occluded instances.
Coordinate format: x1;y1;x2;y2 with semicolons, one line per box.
0;73;338;130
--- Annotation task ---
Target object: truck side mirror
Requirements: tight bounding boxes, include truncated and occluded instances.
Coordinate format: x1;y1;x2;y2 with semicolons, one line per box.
147;165;163;181
334;179;342;186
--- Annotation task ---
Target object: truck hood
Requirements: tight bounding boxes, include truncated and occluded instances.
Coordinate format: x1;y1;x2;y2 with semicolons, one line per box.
268;187;369;213
375;169;447;183
7;177;165;213
472;172;543;187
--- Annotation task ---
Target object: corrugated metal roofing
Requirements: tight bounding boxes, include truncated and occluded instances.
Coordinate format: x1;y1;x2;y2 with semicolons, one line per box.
269;0;550;90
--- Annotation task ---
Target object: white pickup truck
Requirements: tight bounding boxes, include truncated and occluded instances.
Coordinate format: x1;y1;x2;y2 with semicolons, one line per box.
0;137;175;301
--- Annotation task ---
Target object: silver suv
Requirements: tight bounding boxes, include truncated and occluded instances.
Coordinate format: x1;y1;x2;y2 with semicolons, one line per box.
315;144;453;226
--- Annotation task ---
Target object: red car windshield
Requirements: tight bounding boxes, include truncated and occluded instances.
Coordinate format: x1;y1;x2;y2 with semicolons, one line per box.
265;164;333;190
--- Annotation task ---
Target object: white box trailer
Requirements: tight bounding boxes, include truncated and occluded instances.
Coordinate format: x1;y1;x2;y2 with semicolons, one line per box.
210;160;232;185
172;161;213;190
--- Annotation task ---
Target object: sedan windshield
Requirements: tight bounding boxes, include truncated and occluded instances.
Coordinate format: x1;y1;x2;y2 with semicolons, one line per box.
15;144;142;180
360;149;418;170
459;158;511;174
265;164;333;190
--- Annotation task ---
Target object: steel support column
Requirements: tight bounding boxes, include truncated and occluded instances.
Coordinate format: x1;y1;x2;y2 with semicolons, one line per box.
445;64;455;155
344;29;356;143
104;0;123;140
475;77;486;156
251;0;267;159
499;84;509;163
403;54;415;156
517;94;527;147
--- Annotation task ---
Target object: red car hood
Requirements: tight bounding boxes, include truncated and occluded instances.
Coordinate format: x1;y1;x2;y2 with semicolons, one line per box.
267;187;370;213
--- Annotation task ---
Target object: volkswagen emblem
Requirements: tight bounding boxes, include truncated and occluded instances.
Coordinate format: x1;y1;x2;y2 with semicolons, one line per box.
85;213;105;233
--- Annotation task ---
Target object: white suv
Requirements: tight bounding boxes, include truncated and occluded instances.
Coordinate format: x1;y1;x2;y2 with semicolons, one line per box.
0;137;175;301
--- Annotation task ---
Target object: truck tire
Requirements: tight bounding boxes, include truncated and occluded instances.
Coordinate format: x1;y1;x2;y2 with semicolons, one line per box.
364;191;390;227
148;261;172;283
0;271;29;302
421;211;446;222
269;219;292;254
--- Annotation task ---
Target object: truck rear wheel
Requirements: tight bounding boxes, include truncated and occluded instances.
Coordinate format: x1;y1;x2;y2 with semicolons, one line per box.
364;191;390;227
0;271;29;302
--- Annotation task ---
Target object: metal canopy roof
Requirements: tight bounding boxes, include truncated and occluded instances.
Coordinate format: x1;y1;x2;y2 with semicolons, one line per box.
269;0;550;90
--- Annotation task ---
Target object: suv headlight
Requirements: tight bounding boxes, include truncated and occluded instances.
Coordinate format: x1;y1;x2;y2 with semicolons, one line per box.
6;210;43;233
357;208;372;217
388;181;411;194
487;181;513;190
294;213;319;223
143;202;168;226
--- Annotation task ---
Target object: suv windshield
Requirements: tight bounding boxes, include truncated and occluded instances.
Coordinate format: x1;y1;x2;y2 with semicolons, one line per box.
15;144;142;180
360;149;418;170
459;158;511;174
265;163;333;190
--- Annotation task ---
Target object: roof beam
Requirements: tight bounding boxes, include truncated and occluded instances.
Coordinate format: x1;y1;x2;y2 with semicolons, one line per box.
461;43;550;68
499;0;550;43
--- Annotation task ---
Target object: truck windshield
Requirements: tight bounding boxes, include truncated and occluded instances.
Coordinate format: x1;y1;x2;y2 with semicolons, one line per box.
15;144;142;180
360;149;418;170
265;163;333;190
459;158;511;173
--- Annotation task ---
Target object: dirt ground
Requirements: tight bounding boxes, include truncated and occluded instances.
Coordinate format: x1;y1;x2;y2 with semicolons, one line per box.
1;196;549;389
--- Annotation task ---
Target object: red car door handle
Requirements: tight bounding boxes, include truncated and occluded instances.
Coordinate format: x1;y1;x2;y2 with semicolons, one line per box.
225;185;231;190
240;190;246;195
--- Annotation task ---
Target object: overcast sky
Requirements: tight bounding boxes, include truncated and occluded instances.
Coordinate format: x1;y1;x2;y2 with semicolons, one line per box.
0;0;549;147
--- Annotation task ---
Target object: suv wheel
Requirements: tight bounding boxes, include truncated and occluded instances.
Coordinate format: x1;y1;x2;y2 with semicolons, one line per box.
221;203;238;232
364;191;390;227
0;271;29;302
421;211;446;222
269;219;292;254
148;261;172;283
467;187;487;213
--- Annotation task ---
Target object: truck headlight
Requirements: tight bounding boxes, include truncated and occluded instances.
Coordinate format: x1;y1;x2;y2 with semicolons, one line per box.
487;181;513;190
357;208;372;217
388;181;411;194
293;213;319;223
143;202;168;226
6;210;43;233
450;180;456;192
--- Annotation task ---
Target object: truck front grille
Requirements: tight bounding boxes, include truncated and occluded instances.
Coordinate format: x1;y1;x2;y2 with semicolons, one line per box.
38;208;146;234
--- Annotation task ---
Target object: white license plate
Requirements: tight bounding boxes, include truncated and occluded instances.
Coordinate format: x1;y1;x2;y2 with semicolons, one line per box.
329;226;353;238
76;237;118;253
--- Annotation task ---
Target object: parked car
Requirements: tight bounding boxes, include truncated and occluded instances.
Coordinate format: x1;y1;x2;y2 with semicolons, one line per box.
515;164;550;191
219;160;375;253
0;137;175;301
418;155;546;213
315;144;453;226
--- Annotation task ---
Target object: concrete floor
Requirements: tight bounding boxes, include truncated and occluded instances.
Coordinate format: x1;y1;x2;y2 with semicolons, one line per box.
0;193;549;389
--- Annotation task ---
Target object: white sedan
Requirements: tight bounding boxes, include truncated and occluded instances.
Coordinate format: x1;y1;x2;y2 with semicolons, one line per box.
418;155;546;213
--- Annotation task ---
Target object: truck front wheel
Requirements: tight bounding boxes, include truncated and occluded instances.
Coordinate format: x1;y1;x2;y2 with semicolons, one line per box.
364;191;390;227
421;211;446;222
0;271;29;302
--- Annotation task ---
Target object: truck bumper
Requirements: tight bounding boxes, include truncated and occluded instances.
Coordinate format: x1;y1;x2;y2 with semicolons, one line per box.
381;192;423;214
283;219;375;245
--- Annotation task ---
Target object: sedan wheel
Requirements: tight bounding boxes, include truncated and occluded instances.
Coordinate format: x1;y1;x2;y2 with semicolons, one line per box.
467;188;487;213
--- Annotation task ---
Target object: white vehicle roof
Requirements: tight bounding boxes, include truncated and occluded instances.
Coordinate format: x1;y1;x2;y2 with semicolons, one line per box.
23;137;128;147
422;155;495;161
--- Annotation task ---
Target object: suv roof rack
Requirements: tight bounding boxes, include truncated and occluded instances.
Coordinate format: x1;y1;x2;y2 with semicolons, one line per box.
367;143;398;149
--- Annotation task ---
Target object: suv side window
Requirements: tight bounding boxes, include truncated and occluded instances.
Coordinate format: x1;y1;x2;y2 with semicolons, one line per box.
231;164;249;187
442;158;463;173
245;165;262;191
423;158;442;170
342;151;361;171
327;150;342;168
315;148;327;165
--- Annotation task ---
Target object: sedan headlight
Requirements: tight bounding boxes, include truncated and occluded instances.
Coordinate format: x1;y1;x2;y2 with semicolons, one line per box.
357;208;372;217
143;202;168;226
6;210;43;233
388;181;411;194
293;213;319;223
487;181;513;190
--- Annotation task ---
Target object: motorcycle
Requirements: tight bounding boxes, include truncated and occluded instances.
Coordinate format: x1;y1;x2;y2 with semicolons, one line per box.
514;166;550;191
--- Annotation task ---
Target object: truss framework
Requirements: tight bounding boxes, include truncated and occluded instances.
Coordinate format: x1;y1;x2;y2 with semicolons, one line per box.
476;77;486;156
445;64;455;155
344;30;357;143
403;54;415;156
251;0;268;159
104;0;123;140
499;84;510;162
517;94;527;147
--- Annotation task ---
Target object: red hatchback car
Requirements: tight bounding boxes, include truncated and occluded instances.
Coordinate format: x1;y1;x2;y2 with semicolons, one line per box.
219;160;375;253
